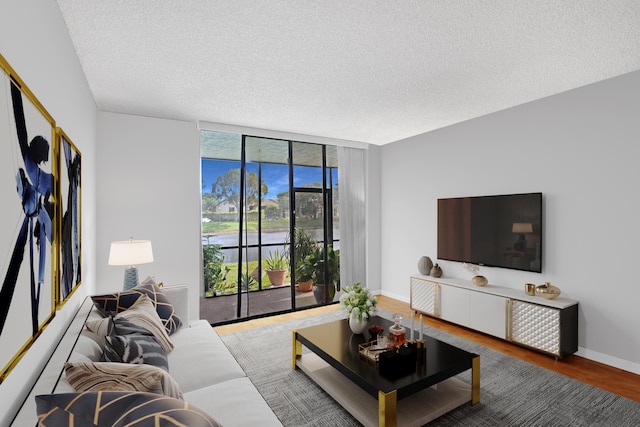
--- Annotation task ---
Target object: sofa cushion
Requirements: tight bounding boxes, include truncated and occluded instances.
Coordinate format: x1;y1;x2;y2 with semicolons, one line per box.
184;378;282;427
91;277;183;335
65;362;183;400
167;322;246;392
103;332;169;371
35;391;222;427
86;295;174;352
69;333;103;363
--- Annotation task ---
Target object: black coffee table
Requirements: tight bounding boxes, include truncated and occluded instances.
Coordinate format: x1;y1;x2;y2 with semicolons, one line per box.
292;315;479;427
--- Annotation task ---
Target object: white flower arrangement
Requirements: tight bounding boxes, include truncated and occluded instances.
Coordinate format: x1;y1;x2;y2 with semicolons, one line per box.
462;262;480;276
339;282;378;321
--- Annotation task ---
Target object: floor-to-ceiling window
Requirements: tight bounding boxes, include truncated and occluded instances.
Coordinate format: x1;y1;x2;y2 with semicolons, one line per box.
200;131;339;325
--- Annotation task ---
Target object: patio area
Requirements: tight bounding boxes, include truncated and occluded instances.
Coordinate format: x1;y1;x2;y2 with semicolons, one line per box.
200;285;318;325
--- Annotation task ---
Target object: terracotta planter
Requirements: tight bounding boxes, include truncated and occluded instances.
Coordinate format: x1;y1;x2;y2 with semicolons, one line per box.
266;269;286;287
297;280;313;292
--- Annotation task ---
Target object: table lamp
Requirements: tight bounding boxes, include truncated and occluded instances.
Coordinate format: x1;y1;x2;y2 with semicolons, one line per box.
108;238;154;290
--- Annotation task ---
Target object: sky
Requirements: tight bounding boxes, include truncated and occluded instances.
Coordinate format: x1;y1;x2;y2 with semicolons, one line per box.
201;159;335;199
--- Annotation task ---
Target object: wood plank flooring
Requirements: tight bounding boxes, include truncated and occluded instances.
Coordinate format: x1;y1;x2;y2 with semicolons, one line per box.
214;295;640;403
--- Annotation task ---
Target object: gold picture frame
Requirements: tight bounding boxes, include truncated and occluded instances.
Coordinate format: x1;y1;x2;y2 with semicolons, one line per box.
56;127;82;308
0;54;57;383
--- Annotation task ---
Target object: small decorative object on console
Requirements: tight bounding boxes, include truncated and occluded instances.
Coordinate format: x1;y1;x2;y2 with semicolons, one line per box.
524;283;536;296
417;256;433;275
430;263;443;278
463;262;487;286
472;276;488;287
536;282;561;299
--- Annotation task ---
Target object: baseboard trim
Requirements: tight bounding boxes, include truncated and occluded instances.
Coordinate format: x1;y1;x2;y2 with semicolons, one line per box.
577;347;640;375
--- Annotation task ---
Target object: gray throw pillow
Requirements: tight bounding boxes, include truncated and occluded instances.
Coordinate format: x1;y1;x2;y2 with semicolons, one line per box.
102;332;169;372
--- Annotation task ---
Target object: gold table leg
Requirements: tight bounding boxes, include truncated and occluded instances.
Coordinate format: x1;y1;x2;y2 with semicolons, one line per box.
471;355;480;405
378;389;397;427
292;330;302;369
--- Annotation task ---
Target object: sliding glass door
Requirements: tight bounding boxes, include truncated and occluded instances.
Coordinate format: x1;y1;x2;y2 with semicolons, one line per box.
200;131;339;325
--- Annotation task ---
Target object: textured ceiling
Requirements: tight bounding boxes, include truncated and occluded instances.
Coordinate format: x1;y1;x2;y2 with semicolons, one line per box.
57;1;640;145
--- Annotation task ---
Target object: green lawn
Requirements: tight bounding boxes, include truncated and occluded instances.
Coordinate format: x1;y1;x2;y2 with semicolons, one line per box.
202;217;327;234
202;217;335;297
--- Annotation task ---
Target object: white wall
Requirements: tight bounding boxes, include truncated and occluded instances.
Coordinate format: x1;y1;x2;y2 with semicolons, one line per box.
96;112;202;319
0;1;97;424
379;70;640;374
366;145;382;292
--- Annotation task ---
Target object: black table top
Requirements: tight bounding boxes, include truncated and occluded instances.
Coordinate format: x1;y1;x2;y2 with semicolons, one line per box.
294;315;478;399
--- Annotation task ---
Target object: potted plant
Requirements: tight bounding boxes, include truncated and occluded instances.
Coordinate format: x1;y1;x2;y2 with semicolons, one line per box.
239;272;256;292
297;245;340;304
339;282;378;333
202;244;229;297
264;249;287;287
285;228;317;292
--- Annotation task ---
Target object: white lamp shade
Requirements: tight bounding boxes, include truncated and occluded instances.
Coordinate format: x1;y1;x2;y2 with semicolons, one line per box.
108;239;154;266
512;223;533;234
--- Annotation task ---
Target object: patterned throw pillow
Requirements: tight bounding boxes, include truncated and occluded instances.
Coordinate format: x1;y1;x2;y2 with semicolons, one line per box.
35;391;222;427
86;294;174;352
85;314;152;344
110;315;154;336
91;277;182;335
103;332;169;371
65;362;183;399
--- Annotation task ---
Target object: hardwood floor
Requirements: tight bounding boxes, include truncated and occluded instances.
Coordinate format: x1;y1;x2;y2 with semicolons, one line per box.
215;295;640;403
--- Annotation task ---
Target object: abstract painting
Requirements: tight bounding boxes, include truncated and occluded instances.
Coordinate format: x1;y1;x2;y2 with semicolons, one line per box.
0;54;57;382
57;127;81;306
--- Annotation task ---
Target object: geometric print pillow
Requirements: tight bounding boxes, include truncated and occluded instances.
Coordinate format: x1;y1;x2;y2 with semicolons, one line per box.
35;391;223;427
91;277;182;335
65;361;184;400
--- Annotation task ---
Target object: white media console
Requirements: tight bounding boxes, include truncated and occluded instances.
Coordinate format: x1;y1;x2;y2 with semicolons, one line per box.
410;274;579;359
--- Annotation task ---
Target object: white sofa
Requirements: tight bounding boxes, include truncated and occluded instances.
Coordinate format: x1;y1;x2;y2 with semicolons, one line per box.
12;285;283;426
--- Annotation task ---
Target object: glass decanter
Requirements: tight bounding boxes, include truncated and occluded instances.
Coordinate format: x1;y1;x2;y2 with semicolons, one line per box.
388;313;406;347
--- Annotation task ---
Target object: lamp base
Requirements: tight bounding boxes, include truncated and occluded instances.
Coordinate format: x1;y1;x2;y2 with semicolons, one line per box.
123;266;139;291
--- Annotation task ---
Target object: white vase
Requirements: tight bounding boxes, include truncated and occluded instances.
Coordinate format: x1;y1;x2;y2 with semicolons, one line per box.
349;316;368;334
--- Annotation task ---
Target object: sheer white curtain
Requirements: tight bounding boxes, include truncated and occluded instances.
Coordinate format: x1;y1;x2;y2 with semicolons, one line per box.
338;146;367;289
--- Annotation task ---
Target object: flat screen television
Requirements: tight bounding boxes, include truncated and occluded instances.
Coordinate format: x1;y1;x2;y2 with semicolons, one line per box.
437;193;542;273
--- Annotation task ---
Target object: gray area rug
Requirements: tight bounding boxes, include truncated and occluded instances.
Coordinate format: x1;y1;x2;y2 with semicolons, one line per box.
220;309;639;426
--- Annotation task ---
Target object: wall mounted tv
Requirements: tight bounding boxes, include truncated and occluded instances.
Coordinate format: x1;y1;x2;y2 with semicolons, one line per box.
437;192;542;273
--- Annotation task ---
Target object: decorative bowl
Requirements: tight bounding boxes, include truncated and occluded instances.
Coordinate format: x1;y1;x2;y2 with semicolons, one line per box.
472;275;488;287
536;282;561;299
